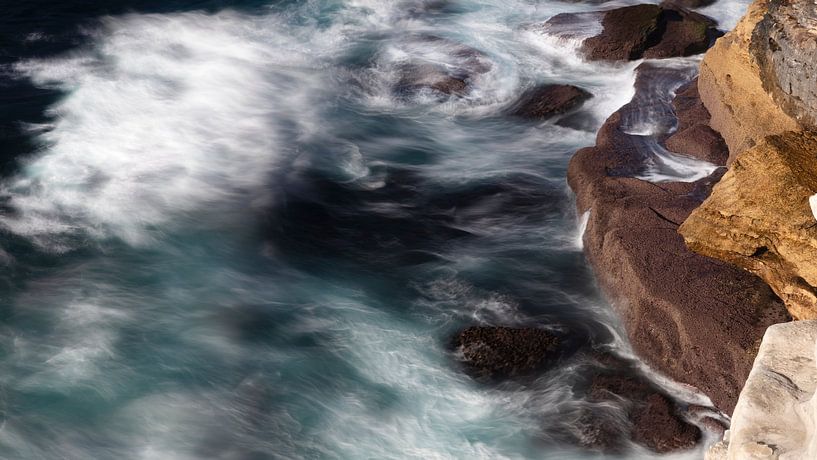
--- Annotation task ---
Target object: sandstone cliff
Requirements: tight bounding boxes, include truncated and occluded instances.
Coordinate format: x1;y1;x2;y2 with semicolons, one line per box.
680;132;817;320
696;0;799;162
682;0;817;320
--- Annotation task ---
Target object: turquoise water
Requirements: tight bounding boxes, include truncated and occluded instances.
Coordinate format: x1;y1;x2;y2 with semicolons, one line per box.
0;0;747;458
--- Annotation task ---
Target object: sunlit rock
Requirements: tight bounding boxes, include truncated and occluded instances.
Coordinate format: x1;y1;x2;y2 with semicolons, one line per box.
680;131;817;320
706;321;817;459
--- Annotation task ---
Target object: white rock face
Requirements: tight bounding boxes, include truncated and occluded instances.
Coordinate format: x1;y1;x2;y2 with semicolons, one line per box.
810;194;817;222
707;320;817;459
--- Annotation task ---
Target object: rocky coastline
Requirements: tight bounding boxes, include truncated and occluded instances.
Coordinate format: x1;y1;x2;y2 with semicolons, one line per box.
567;64;789;417
453;0;817;455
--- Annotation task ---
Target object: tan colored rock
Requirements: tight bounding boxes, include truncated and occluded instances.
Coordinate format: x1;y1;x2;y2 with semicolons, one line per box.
680;131;817;320
706;320;817;460
697;0;799;163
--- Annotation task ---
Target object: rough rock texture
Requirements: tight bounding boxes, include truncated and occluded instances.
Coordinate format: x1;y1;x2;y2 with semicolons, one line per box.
632;394;701;452
453;326;561;378
508;84;592;120
680;131;817;320
583;355;702;453
641;8;719;60
752;0;817;130
664;80;729;164
454;326;701;453
706;321;817;460
579;4;719;61
696;0;800;162
568;65;789;414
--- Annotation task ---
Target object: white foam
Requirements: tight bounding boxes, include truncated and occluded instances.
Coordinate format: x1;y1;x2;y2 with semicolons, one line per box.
7;12;327;249
699;0;753;30
575;210;590;250
637;144;720;183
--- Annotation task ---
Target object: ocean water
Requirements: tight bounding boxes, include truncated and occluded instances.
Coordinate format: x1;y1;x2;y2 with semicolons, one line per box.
0;0;748;458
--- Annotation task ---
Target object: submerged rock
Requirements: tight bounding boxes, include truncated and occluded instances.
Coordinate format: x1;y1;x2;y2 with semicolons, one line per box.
578;4;719;61
453;326;702;453
394;62;470;98
453;326;561;378
390;35;492;100
507;84;592;120
680;131;817;320
581;354;702;453
707;321;817;459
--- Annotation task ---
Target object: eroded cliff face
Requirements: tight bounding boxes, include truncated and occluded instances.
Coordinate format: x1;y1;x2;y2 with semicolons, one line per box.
696;0;799;163
682;0;817;319
680;132;817;320
752;0;817;130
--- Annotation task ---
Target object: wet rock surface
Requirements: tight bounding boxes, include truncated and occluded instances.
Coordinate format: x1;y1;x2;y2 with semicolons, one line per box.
453;326;702;453
581;354;702;453
567;64;790;415
394;62;469;97
390;35;492;100
641;7;720;59
576;4;719;61
507;84;592;120
453;326;561;378
664;80;729;164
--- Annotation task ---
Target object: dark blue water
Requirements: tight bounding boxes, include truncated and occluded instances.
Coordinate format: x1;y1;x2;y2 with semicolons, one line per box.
0;1;747;458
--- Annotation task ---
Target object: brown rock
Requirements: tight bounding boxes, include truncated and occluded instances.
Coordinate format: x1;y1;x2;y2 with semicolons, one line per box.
453;326;560;378
580;352;701;453
632;393;701;453
567;66;789;414
508;84;592;120
680;131;817;320
394;63;470;97
579;4;719;61
665;123;728;164
663;79;728;164
454;326;702;453
641;8;719;60
671;79;712;133
581;4;663;61
697;0;800;162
